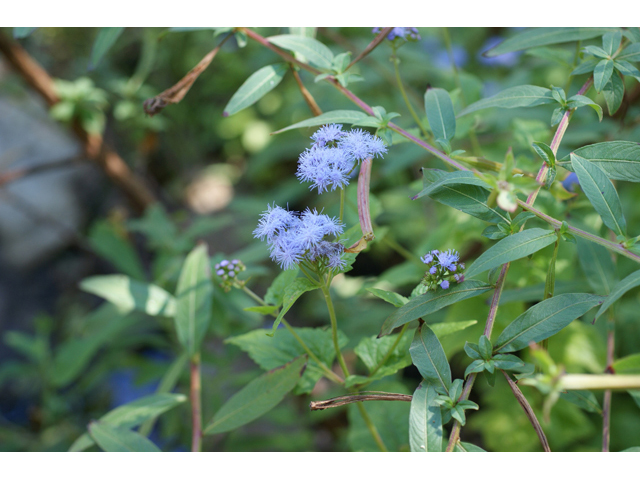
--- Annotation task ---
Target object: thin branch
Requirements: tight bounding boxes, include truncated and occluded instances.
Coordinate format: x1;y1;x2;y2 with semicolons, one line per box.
0;31;157;213
602;318;615;452
290;66;322;116
143;32;233;116
190;353;202;452
309;392;412;411
346;28;394;71
502;371;551;452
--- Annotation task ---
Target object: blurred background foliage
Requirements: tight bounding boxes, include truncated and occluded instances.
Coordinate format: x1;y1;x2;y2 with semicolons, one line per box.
1;27;640;452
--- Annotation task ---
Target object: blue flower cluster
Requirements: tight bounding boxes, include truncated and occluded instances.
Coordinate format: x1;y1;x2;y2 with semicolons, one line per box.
254;204;345;271
420;249;465;291
297;124;387;194
373;27;420;42
215;259;246;292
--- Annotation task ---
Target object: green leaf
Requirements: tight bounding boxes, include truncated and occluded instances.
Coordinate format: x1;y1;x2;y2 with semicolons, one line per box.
613;60;640;78
613;353;640;374
409;324;452;393
175;244;213;356
88;220;146;280
366;287;409;308
571;154;627;237
264;269;299;307
493;354;525;371
352;333;413;383
593;59;614;93
88;422;160;452
566;94;603;122
430;320;477;338
79;275;176;317
270;278;318;335
560;390;602;414
223;64;288;117
412;170;492;201
559;141;640;182
594;270;640;322
458;85;554;117
622;447;640;452
267;35;333;70
425;88;456;142
419;169;510;224
532;141;556;168
89;27;124;70
617;43;640;62
273;110;369;134
494;293;603;353
571;58;599;76
484;28;616;57
576;237;616;296
603;31;622;56
582;45;610;59
69;393;186;451
602;73;625;116
409;381;443;452
465;229;557;279
379;281;493;336
13;27;37;38
226;326;346;394
204;356;306;434
455;441;487;452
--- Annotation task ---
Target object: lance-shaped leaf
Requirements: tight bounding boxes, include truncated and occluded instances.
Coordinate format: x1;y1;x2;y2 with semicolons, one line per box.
379;281;493;337
458;85;554;117
571;154;627;237
594;270;640;322
560;390;602;414
69;393;186;451
273;110;369;134
409;324;452;393
558;141;640;182
89;27;124;69
425;88;456;142
494;293;603;353
455;442;487;452
88;422;161;452
175;244;213;356
409;381;443;452
412;170;492;200
366;287;409;308
484;27;616;57
618;43;640;62
419;169;510;224
267;34;334;70
576;238;616;296
269;278;318;335
80;275;176;317
593;59;614;93
223;64;288;117
465;229;557;279
603;73;625;116
204;356;306;434
613;354;640;375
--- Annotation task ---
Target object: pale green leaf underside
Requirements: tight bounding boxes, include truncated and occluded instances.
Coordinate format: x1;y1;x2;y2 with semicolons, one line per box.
273;110;369;134
425;88;456;141
223;63;288;116
267;34;334;70
458;85;554;117
89;422;161;452
409;381;443;452
558;141;640;182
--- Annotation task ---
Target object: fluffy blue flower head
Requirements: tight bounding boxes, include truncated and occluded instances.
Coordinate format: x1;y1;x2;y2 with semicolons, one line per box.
421;248;464;291
255;204;346;271
373;27;420;42
297;125;387;194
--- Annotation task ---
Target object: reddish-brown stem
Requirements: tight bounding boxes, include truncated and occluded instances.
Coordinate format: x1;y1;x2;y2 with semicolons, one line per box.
603;316;615;452
502;371;551;452
0;31;156;213
345;27;394;71
190;354;202;452
445;373;477;452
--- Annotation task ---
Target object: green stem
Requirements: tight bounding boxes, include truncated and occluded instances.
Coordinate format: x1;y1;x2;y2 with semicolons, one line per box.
320;280;350;378
391;50;431;140
241;285;344;385
441;27;481;155
339;187;345;224
356;402;388;452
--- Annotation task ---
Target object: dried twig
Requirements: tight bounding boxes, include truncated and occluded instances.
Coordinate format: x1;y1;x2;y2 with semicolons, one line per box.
143;32;233;116
290;65;322;116
309;392;411;411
